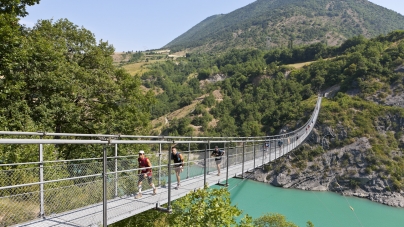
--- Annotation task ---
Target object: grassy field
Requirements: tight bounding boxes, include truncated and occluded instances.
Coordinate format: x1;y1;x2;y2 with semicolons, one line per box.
121;62;149;76
114;50;186;76
121;59;164;76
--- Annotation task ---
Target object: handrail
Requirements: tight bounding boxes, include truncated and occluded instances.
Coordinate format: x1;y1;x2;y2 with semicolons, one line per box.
0;96;322;227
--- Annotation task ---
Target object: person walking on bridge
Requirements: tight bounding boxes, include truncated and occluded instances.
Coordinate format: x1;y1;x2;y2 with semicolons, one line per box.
211;146;224;176
135;150;157;199
171;147;184;190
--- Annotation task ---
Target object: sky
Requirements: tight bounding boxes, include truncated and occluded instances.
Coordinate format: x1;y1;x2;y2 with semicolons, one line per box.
20;0;404;53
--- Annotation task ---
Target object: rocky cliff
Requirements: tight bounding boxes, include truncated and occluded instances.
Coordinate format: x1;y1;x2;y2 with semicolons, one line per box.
253;118;404;208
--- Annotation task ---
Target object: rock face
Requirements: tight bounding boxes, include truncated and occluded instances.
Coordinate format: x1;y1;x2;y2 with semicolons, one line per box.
253;122;404;208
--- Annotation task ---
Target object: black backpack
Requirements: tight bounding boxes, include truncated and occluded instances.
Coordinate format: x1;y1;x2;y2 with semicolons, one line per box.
172;152;181;162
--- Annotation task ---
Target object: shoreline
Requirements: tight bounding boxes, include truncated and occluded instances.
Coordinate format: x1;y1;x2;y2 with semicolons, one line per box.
251;168;404;208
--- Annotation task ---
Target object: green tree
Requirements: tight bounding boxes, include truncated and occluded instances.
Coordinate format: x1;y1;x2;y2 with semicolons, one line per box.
111;186;253;227
253;213;299;227
198;68;211;80
166;187;246;226
0;0;39;17
0;18;155;160
202;93;216;107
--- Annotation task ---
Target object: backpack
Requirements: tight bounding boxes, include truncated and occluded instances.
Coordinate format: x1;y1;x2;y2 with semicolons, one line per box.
172;152;181;162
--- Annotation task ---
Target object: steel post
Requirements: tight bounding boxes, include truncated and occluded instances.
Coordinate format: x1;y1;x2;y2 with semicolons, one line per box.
253;141;256;171
204;144;207;186
168;144;172;210
242;142;245;178
39;142;44;218
207;142;211;174
187;143;190;179
158;143;162;186
114;144;118;198
225;142;229;186
103;145;107;227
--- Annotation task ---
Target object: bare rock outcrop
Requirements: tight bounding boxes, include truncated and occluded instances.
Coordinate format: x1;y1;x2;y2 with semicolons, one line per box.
253;130;404;208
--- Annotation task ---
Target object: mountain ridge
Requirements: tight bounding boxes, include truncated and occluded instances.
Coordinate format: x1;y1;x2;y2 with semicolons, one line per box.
164;0;404;53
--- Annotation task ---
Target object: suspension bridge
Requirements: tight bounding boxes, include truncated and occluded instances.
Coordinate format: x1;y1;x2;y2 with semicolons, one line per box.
0;97;321;227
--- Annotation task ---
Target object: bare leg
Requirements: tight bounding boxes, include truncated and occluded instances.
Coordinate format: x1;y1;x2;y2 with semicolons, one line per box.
135;177;143;198
176;171;180;184
174;170;181;189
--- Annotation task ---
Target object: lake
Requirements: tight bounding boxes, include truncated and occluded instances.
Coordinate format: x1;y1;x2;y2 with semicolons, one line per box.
213;178;404;227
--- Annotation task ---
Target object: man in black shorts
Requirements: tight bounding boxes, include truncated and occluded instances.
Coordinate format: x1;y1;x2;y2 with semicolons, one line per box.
211;146;224;176
171;147;184;189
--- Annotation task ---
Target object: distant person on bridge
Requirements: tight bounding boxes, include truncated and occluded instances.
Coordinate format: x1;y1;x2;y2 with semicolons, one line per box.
277;139;283;148
211;146;225;176
135;150;157;199
171;147;184;189
264;142;270;159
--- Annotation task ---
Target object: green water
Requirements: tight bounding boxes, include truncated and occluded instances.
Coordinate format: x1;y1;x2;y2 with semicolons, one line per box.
214;178;404;227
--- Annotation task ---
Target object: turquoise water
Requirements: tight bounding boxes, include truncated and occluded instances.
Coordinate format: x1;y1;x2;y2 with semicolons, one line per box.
213;178;404;227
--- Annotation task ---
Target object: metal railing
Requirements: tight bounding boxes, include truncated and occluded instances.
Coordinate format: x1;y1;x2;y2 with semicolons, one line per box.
0;97;321;227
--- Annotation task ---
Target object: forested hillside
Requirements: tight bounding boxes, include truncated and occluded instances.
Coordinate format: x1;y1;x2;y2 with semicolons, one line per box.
145;31;404;196
164;0;404;53
149;31;404;136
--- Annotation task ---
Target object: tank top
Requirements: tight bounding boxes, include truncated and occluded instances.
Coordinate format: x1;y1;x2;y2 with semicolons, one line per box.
138;157;151;173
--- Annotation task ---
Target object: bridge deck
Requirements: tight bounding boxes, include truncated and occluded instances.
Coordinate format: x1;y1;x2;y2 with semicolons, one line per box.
18;154;278;227
9;97;320;227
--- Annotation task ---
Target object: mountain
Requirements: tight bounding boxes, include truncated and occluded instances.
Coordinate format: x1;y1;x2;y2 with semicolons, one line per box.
164;0;404;53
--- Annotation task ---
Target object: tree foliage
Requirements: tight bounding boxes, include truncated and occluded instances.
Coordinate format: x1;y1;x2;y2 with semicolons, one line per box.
253;213;299;227
110;187;254;227
0;10;155;161
0;0;39;17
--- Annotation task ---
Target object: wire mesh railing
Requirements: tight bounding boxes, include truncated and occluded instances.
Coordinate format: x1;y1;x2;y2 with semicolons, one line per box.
0;97;321;227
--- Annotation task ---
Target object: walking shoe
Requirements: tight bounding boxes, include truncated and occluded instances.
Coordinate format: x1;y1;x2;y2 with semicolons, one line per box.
217;173;220;176
135;193;142;199
175;184;180;190
152;188;157;195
